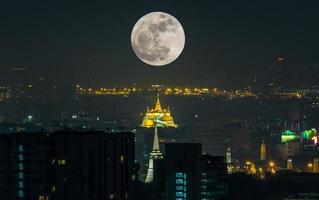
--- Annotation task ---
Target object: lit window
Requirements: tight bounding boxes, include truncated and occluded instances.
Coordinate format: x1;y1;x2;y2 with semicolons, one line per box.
18;191;24;197
58;159;66;165
176;179;183;184
175;173;183;178
176;192;183;197
18;163;23;170
19;172;24;179
18;145;24;152
120;155;124;163
38;196;49;200
176;185;183;191
18;181;23;188
19;154;23;161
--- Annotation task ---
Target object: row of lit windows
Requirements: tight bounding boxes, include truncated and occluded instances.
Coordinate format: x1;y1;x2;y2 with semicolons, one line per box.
51;159;66;165
176;172;187;200
18;145;24;198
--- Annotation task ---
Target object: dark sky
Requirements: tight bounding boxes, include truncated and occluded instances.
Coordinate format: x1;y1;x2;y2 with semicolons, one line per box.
1;0;319;88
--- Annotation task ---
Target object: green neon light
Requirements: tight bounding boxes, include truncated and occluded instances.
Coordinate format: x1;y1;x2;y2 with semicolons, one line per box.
281;135;297;143
301;129;317;140
281;130;297;143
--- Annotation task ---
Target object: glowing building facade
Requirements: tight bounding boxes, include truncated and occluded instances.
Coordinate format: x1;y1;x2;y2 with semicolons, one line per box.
152;143;227;200
281;130;298;143
260;140;266;161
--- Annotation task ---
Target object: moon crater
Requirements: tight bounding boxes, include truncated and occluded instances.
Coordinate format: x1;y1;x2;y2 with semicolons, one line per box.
131;12;185;66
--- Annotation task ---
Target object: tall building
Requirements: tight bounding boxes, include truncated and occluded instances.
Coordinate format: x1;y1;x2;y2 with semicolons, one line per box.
260;140;266;161
200;155;227;200
153;143;227;200
8;67;28;99
165;143;202;200
314;158;319;173
145;126;163;183
0;131;136;200
226;148;233;174
141;94;178;182
287;158;293;170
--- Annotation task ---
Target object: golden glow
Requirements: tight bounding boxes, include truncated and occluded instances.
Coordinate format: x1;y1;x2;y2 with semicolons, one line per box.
120;155;124;163
38;196;49;200
268;161;278;174
75;85;257;98
260;140;266;161
141;94;177;128
58;159;66;165
269;161;275;167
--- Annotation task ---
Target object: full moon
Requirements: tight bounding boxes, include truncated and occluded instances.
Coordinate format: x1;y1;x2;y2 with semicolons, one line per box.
131;12;185;66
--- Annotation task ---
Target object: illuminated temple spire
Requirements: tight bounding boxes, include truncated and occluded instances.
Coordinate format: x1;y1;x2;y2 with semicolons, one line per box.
145;125;163;183
154;93;162;111
153;125;160;151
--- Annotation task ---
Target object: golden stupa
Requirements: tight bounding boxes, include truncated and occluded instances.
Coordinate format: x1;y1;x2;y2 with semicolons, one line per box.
141;94;178;128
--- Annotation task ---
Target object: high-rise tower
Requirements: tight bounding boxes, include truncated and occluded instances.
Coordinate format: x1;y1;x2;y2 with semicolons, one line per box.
314;158;319;173
260;140;266;161
145;125;163;182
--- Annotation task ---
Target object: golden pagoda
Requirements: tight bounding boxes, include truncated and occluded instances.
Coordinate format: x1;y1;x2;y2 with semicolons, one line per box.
141;94;177;128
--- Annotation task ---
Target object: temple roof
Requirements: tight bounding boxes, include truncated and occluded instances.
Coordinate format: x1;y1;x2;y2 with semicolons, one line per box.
154;93;162;111
141;94;178;128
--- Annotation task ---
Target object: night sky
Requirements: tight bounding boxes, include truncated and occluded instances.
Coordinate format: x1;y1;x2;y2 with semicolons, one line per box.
1;0;319;88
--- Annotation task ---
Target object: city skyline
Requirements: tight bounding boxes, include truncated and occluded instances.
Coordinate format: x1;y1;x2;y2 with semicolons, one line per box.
1;1;319;199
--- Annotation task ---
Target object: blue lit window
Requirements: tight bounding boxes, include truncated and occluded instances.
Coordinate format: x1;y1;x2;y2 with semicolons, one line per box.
176;185;183;191
18;154;23;161
176;198;183;200
18;172;23;179
176;173;184;178
18;190;24;197
176;179;183;184
176;192;183;197
18;145;24;152
18;163;23;170
184;180;187;185
18;181;23;188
